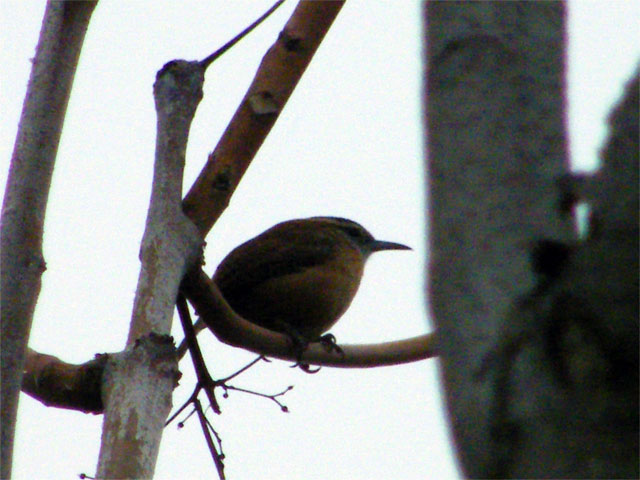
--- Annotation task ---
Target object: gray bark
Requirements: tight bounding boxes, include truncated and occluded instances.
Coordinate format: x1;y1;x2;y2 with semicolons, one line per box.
425;2;638;478
425;1;638;477
0;3;97;477
95;60;204;479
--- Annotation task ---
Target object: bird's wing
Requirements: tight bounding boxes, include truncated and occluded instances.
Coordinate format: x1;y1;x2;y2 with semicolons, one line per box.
213;234;335;295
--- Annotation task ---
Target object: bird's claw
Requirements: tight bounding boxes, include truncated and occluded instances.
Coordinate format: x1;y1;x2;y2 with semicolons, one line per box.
318;333;343;355
290;362;321;374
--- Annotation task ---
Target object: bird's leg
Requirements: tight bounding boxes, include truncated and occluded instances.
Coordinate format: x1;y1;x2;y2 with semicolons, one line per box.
290;334;343;373
269;319;307;355
267;318;317;372
286;333;343;374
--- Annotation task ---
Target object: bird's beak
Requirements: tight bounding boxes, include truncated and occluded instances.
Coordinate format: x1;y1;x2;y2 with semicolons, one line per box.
371;240;412;252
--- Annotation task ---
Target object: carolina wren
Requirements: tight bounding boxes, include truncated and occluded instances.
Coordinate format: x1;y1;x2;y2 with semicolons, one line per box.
207;217;411;342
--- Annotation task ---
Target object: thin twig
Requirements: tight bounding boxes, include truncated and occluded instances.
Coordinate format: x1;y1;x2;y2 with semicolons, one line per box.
165;386;199;427
222;384;292;412
216;355;266;383
200;0;286;69
176;294;221;414
195;399;225;480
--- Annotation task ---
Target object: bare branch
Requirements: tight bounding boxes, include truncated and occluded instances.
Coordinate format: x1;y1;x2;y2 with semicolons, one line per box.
200;0;285;70
176;294;221;414
194;399;225;480
180;269;438;368
22;348;106;413
96;334;180;479
126;60;206;345
98;59;205;479
0;2;97;477
183;1;345;236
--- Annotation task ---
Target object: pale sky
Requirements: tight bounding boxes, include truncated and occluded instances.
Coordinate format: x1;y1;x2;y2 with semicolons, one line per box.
1;1;638;479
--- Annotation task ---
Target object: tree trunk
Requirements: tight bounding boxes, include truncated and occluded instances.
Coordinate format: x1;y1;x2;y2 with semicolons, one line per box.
424;1;638;477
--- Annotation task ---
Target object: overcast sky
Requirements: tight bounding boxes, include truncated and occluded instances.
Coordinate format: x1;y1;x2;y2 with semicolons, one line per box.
1;1;638;479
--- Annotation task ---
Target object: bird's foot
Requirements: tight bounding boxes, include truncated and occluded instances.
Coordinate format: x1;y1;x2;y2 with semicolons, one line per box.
289;334;343;374
317;333;344;355
274;326;319;373
294;363;321;374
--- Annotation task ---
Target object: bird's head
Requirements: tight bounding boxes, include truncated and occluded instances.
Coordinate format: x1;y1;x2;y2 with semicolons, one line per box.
308;216;411;258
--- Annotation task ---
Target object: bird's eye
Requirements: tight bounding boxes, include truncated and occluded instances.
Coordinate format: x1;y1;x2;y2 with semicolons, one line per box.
344;226;367;241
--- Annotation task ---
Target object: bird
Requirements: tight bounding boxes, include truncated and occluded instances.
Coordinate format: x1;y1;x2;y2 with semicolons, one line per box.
189;217;411;346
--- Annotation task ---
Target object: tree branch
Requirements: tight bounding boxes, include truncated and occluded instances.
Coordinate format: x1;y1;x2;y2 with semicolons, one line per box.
183;0;345;236
0;2;97;477
179;268;438;368
22;348;106;414
97;59;205;479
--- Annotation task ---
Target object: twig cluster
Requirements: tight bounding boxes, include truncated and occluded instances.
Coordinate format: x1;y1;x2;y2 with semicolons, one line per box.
169;294;294;479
